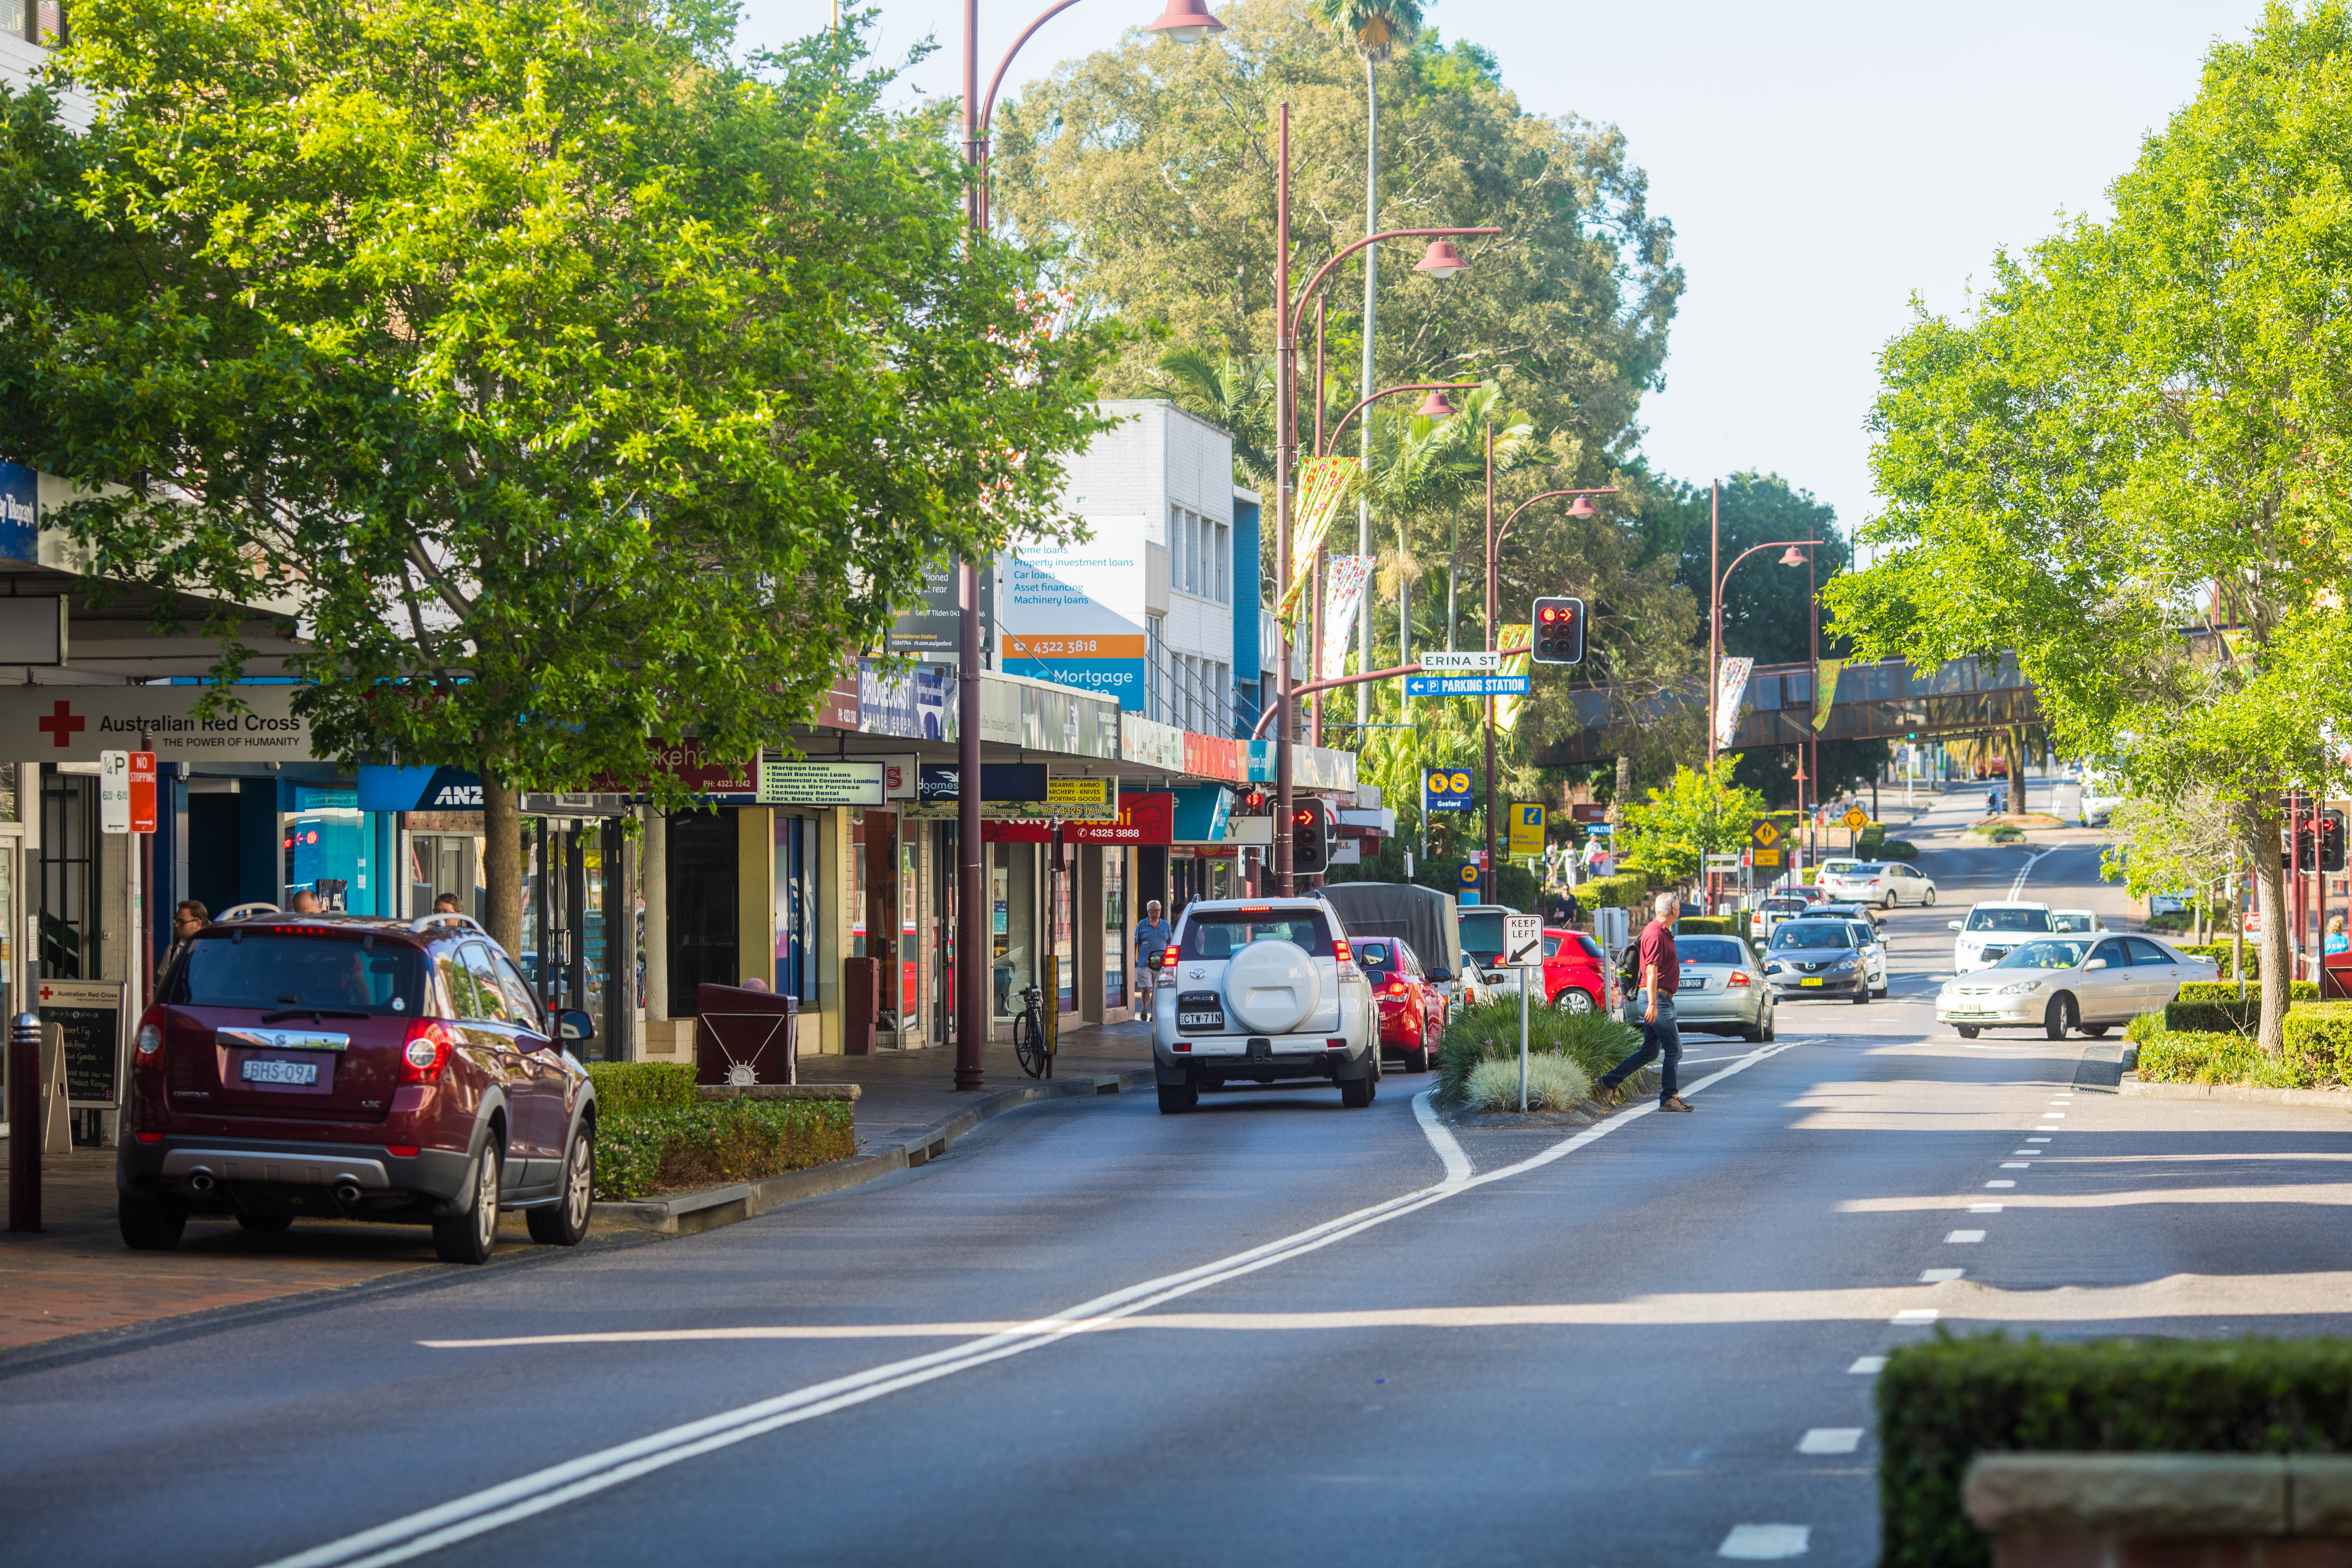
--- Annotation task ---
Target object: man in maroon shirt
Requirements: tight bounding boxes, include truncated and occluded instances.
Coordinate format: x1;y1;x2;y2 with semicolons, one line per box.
1596;890;1694;1112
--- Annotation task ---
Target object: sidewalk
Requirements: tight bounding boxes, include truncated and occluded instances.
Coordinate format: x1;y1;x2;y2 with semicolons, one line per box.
0;1015;1155;1356
796;1015;1155;1151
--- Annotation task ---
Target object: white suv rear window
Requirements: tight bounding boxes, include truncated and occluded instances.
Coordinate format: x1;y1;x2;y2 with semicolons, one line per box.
1179;911;1334;959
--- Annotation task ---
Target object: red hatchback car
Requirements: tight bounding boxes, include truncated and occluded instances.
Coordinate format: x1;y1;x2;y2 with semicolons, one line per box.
1355;937;1448;1073
1542;928;1608;1014
118;909;598;1264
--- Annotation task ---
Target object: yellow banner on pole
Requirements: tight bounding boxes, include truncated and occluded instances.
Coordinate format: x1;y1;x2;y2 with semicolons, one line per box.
1495;623;1533;730
1812;658;1844;732
1275;456;1359;626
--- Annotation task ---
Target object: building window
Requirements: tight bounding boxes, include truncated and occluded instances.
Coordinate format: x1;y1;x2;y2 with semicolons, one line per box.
1146;615;1166;723
38;771;94;979
5;1;66;45
1215;522;1231;603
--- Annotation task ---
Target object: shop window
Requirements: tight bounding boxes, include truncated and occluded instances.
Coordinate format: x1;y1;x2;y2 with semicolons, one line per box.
1102;852;1125;1010
666;810;737;1016
774;815;818;1003
284;786;362;911
38;771;94;979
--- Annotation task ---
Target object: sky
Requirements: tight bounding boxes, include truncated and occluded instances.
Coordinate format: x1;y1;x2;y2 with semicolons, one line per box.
733;0;2269;540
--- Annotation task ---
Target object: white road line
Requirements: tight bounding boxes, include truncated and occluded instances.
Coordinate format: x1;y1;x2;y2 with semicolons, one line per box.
1409;1089;1472;1185
2028;1136;2051;1143
1891;1309;1939;1324
1797;1428;1864;1455
2008;847;2062;899
2043;1112;2066;1120
1985;1180;2016;1189
1848;1356;1886;1375
1920;1269;1963;1283
2002;1163;2029;1169
2012;1150;2037;1156
1969;1203;2004;1213
270;1043;1813;1568
1946;1230;1985;1244
1719;1524;1812;1560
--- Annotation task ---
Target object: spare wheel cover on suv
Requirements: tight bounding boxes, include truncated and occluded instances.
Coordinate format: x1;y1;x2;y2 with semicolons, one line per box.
1223;939;1322;1035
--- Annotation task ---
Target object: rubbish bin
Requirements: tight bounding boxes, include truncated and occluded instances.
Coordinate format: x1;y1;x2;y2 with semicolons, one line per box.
694;983;798;1086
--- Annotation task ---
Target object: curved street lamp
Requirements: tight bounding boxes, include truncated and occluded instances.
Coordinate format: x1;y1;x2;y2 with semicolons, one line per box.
950;0;1225;1093
1269;97;1500;892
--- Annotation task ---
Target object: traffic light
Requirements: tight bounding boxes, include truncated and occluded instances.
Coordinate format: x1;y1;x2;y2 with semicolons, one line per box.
1291;799;1335;876
2325;808;2347;874
1531;596;1586;663
1237;788;1269;815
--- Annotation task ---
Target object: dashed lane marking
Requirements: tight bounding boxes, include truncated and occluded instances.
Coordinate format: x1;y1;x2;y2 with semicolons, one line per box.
1920;1269;1964;1283
1848;1356;1886;1374
1797;1428;1864;1455
1946;1231;1985;1243
1718;1524;1812;1560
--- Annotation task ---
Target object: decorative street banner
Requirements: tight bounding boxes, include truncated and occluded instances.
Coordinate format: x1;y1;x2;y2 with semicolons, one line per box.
1494;623;1534;730
1276;456;1359;625
1714;657;1755;748
1812;658;1844;732
1320;555;1375;680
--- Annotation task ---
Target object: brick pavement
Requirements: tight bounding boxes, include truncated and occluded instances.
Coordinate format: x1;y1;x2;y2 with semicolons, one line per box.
0;1016;1153;1354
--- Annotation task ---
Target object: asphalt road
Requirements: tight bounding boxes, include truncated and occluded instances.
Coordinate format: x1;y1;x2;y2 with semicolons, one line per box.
8;780;2351;1567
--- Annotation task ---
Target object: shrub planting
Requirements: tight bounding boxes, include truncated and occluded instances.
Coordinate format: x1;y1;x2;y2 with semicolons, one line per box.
1436;999;1642;1106
2163;980;2317;1035
595;1098;855;1201
584;1060;698;1115
2136;1029;2301;1087
1462;1055;1592;1112
1878;839;1919;861
1675;916;1735;936
1878;1331;2352;1568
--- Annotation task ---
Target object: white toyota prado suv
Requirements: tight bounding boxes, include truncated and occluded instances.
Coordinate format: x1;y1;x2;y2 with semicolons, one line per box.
1150;898;1379;1113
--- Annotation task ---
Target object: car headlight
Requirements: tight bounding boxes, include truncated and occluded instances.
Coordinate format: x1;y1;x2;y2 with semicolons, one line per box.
1830;957;1856;972
1998;979;2043;996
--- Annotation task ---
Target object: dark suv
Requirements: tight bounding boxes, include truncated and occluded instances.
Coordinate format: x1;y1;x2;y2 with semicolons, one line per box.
118;909;598;1264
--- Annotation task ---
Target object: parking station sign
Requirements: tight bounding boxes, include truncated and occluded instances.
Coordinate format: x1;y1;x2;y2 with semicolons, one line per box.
1404;674;1530;698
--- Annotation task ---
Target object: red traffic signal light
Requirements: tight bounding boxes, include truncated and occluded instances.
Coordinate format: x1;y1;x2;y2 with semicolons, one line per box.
1531;596;1585;663
1290;799;1334;875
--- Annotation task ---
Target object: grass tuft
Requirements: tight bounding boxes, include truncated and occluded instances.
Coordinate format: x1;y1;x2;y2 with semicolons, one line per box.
1462;1055;1592;1112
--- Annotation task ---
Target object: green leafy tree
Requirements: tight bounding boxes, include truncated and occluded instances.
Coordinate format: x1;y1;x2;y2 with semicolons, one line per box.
0;0;1112;954
1826;1;2352;1052
1619;759;1766;885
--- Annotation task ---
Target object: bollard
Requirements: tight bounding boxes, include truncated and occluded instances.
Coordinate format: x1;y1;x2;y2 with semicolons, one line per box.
8;1011;39;1232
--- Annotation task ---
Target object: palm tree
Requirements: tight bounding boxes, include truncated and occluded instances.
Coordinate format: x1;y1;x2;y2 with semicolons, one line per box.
1311;0;1422;722
1152;346;1276;486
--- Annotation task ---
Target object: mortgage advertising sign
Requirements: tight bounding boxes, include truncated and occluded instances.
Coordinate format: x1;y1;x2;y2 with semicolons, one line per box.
996;522;1148;711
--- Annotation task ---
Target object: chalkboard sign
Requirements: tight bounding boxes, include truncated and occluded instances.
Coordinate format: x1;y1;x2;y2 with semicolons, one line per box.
39;979;126;1107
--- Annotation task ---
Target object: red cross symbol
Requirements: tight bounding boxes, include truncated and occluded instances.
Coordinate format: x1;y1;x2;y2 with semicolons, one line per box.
37;985;53;1002
37;700;84;749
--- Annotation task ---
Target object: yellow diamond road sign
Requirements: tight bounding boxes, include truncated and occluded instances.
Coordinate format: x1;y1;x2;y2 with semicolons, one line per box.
1750;819;1781;849
1843;807;1869;832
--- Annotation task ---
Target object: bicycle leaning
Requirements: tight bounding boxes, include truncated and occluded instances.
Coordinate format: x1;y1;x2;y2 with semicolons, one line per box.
1012;983;1055;1079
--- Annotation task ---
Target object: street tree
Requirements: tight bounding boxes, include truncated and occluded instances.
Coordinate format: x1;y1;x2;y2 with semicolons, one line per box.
1826;2;2352;1052
1619;759;1767;887
0;0;1112;954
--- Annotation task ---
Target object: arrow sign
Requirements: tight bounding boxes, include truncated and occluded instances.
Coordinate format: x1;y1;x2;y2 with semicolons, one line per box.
1405;675;1531;698
1505;913;1543;967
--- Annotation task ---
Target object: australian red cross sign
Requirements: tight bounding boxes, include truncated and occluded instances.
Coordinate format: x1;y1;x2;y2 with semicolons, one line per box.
0;685;316;763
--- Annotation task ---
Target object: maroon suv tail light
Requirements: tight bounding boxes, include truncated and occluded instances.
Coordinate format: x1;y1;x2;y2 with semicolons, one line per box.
133;1005;166;1064
398;1020;459;1085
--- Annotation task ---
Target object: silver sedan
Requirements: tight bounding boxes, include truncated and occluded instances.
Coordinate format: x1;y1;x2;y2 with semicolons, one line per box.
1664;934;1776;1042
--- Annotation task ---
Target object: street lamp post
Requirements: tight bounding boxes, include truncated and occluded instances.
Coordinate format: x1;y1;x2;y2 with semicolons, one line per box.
1270;96;1496;892
1479;418;1615;905
953;0;1225;1092
1304;383;1475;747
1703;530;1821;904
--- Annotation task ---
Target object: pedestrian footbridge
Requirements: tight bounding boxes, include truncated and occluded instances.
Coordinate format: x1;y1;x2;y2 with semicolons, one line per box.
1532;653;2040;766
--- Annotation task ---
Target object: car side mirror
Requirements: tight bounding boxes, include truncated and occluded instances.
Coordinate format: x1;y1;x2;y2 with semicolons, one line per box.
1948;920;1964;931
2083;958;2107;971
1429;968;1451;982
559;1008;596;1042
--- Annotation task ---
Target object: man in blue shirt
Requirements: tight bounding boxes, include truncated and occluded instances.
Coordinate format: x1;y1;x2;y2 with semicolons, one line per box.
1133;901;1171;1023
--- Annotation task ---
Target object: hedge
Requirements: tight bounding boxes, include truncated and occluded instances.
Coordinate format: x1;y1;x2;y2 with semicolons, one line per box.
2136;1028;2303;1088
2285;1000;2352;1080
1578;871;1652;910
584;1060;698;1115
1879;839;1919;861
2163;980;2317;1035
1434;999;1643;1107
1878;1332;2352;1568
596;1098;856;1200
2178;941;2261;978
1675;916;1735;936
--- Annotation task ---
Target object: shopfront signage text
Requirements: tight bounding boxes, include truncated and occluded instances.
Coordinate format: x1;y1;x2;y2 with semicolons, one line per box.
757;760;884;807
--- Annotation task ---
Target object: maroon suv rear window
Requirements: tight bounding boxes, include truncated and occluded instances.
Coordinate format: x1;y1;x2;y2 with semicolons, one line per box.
162;934;427;1016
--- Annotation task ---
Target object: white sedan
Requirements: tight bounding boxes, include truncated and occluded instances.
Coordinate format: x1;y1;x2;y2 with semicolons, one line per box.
1935;933;2219;1039
1820;861;1939;909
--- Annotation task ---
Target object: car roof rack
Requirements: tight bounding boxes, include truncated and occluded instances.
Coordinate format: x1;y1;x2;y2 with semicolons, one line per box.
410;912;488;937
216;902;282;922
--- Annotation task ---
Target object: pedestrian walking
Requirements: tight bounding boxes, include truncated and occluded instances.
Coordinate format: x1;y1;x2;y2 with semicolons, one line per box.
159;899;208;984
1594;890;1693;1113
1133;900;1172;1023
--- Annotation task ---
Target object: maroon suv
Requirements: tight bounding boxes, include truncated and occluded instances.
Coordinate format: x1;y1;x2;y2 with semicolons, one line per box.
118;910;598;1264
